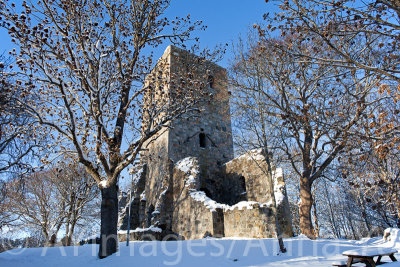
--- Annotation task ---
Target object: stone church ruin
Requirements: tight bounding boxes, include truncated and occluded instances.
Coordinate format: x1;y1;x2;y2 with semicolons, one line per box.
118;45;293;241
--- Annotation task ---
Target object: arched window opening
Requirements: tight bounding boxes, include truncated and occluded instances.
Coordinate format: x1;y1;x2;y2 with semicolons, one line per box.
199;133;206;148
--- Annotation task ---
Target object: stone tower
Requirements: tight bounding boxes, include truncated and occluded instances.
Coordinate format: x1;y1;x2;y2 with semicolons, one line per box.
118;46;293;240
126;45;234;229
161;45;234;197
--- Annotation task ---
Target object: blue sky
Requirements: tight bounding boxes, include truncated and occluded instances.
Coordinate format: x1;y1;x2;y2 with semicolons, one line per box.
163;0;273;67
0;0;278;68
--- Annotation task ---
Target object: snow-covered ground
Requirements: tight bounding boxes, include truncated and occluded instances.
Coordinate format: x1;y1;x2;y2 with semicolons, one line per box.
1;235;400;267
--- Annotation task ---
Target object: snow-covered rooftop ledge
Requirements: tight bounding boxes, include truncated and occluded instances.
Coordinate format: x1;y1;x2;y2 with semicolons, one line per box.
118;225;162;234
225;201;262;211
175;157;200;187
189;190;274;212
228;148;265;162
189;190;228;212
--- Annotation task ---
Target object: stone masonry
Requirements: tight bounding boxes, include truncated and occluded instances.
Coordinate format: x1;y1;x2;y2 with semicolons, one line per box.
118;46;293;241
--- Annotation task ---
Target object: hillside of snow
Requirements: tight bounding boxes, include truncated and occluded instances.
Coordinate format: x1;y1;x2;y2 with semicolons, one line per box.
2;235;400;267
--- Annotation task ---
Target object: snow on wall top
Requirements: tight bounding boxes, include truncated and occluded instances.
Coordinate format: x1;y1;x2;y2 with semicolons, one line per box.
189;190;228;212
225;201;261;211
118;225;162;234
272;168;283;178
189;189;274;212
175;157;199;187
233;148;265;162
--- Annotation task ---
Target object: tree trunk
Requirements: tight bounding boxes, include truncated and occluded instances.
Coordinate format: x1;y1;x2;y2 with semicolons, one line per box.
299;178;315;239
65;220;70;246
267;169;287;253
66;221;76;246
323;180;341;238
64;197;74;246
358;193;371;237
261;147;286;253
395;200;400;228
42;230;51;247
395;215;400;229
312;194;320;238
98;183;119;258
339;209;350;238
347;215;357;240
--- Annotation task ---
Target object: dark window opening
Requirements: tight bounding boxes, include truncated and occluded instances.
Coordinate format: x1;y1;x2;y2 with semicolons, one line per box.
147;204;155;227
200;187;212;198
208;75;214;88
199;133;206;148
239;176;246;192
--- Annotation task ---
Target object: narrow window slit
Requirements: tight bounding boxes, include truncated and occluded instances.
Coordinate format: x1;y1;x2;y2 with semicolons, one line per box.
199;133;206;148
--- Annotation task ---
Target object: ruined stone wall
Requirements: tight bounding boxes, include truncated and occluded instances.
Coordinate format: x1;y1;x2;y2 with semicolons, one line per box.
224;205;275;238
170;159;220;239
172;192;217;240
120;154;293;240
141;131;171;227
118;165;147;231
223;150;294;237
139;45;173;228
223;151;272;203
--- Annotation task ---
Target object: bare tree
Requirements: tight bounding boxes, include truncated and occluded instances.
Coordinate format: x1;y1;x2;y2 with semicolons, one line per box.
7;170;66;246
264;0;400;81
0;55;39;175
312;176;393;238
6;162;99;246
230;32;381;238
0;0;211;257
261;0;400;237
50;162;99;246
0;179;14;230
230;36;289;252
343;131;400;227
0;56;44;230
